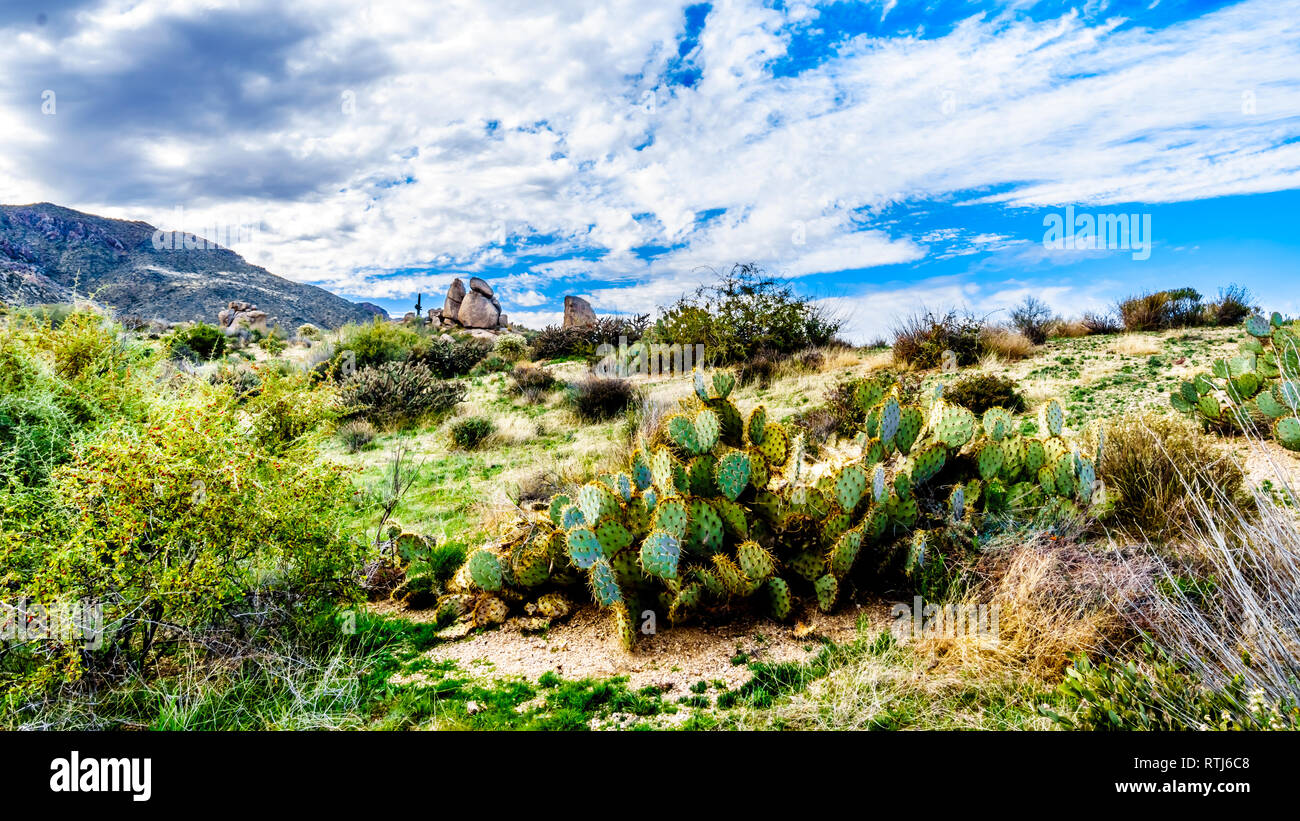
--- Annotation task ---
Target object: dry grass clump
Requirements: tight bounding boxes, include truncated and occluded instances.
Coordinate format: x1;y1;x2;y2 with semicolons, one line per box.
978;327;1036;361
917;531;1153;680
1110;333;1161;357
1117;450;1300;705
1095;411;1245;538
1046;318;1091;338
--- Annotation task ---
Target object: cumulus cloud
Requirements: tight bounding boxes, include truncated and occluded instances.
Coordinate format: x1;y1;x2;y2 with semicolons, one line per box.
0;0;1297;326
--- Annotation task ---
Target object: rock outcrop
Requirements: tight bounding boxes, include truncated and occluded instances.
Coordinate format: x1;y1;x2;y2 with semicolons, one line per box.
217;300;270;335
563;295;598;328
431;276;508;331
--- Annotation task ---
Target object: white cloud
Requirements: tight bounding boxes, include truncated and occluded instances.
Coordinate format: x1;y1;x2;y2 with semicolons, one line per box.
1;0;1297;320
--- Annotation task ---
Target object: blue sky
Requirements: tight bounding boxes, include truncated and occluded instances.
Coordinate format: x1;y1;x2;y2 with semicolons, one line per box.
1;0;1297;341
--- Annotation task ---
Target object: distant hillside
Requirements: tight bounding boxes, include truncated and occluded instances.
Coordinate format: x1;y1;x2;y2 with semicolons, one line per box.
0;203;386;328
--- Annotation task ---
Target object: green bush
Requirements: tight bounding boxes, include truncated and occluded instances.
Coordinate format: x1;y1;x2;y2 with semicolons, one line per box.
450;416;494;449
891;310;984;369
942;373;1026;415
1043;646;1300;730
336;419;376;453
1117;287;1205;332
530;315;650;362
653;265;838;365
336;320;420;369
408;335;490;377
571;376;637;422
168;323;227;361
338;361;466;427
1;397;364;690
508;365;558;402
493;333;528;362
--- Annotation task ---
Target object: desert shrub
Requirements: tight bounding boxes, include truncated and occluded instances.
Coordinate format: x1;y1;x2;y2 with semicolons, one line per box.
891;310;984;369
168;323;226;361
943;373;1026;415
409;335;490;378
208;363;262;399
736;348;784;387
571;376;637;422
337;419;376;453
1081;311;1123;335
1044;646;1299;730
297;324;321;339
258;334;287;354
1;398;364;690
338;361;465;427
653;264;839;365
1008;296;1052;345
244;368;339;451
508;365;558;402
978;327;1035;361
470;354;513;376
492;333;528;362
786;406;839;452
450;416;494;449
794;348;825;372
1096;411;1244;537
1117;287;1205;332
530;315;650;361
1205;284;1255;327
1045;318;1090;338
336;320;420;369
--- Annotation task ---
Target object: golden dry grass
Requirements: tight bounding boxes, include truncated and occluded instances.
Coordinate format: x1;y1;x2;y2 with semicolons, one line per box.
1111;333;1161;356
979;327;1037;361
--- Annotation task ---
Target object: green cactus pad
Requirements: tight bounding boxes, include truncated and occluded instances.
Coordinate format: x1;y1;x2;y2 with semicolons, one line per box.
630;450;653;491
594;520;634;556
566;527;604;569
1256;390;1288;418
911;443;947;485
715;450;753;501
949;485;966;520
1275;417;1300;451
896;406;924;454
467;549;504;591
872;464;888;503
669;582;703;623
737;540;777;582
747;406;767;445
821;509;852;548
639;530;682;580
695;408;721;453
766;577;793;621
748;448;770;489
789;549;826;581
756;423;789;465
879;396;902;443
651;498;689;540
1245;314;1272;338
712;370;736;399
982;407;1013;441
694;369;710;401
1024;439;1046;474
906;531;928;576
548;494;572;528
588;559;623;606
713;497;750;538
685;499;725;555
578;482;621;525
707;397;744;445
666;414;699;453
511;545;551;588
1042;398;1065;437
686;455;719;496
624;496;651;538
828;528;863;578
650;447;686;496
833;464;869;512
1197;394;1221;420
711;554;749;597
978;440;1005;480
814;574;838;613
1037;465;1056;495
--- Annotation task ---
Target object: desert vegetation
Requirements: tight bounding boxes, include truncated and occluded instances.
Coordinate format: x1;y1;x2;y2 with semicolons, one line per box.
2;274;1298;731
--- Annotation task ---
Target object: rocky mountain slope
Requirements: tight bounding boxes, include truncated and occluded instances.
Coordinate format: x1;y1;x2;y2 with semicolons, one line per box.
0;203;385;328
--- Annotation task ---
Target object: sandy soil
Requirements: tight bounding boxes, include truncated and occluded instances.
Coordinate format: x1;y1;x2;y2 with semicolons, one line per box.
392;597;897;693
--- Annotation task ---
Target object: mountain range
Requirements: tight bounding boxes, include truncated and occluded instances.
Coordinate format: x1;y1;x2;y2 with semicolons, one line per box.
0;203;386;328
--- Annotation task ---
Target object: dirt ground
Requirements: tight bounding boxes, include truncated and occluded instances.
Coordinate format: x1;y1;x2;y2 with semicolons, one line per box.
385;597;899;693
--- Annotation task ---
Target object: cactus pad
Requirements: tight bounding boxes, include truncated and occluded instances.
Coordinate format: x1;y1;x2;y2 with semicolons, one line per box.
1042;398;1065;437
566;527;604;569
715;450;753;501
467;549;504;591
639;530;682;580
833;464;869;512
588;559;623;606
766;577;793;621
814;574;838;613
737;540;776;582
